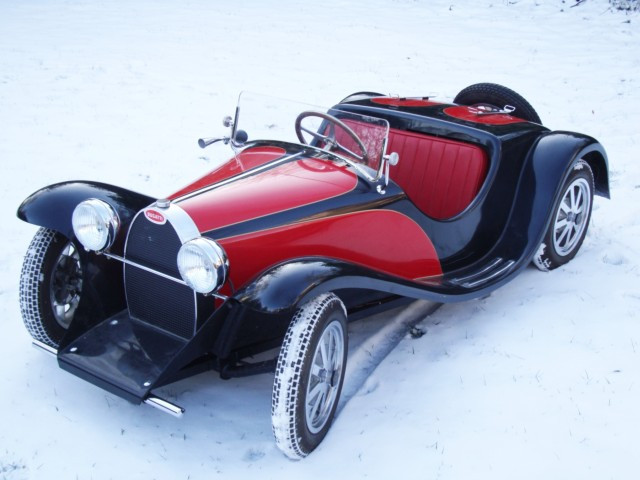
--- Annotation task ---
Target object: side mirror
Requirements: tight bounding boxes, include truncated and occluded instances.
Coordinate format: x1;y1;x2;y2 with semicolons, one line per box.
198;115;247;149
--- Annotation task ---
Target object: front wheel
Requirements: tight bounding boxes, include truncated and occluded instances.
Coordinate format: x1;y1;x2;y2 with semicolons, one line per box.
271;293;348;459
533;160;594;271
19;228;83;347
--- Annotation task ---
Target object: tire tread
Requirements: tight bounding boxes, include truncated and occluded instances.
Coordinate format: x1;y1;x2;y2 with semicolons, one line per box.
19;228;60;347
271;293;346;459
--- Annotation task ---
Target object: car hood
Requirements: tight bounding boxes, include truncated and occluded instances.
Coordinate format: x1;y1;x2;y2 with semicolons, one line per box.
171;153;358;235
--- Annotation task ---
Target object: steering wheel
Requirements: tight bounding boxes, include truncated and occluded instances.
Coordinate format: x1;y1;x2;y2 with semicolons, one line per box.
295;111;369;164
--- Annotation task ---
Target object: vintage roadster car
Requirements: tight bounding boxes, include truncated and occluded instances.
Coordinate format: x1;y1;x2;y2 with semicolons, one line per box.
17;84;609;459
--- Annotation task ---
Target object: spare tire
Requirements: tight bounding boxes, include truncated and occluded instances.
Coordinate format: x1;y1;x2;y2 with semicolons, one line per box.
339;91;384;103
453;83;541;124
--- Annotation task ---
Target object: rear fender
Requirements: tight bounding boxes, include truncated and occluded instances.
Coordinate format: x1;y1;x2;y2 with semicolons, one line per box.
17;181;154;254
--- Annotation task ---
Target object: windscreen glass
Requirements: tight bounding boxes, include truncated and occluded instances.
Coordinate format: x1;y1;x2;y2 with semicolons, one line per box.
234;92;389;174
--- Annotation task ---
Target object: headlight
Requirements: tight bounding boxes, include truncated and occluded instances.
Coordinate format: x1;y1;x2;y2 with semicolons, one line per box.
72;199;120;252
177;237;228;294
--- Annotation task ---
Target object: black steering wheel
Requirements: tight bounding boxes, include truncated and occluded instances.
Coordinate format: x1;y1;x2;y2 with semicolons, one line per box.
295;111;369;164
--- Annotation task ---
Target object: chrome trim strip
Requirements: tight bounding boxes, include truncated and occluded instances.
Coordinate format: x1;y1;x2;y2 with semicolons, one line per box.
462;260;515;288
147;202;201;244
144;395;185;418
451;258;504;284
106;253;188;286
105;253;228;301
174;151;305;202
32;339;58;356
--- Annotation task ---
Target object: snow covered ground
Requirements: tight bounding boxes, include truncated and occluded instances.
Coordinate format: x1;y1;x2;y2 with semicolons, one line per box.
1;0;639;478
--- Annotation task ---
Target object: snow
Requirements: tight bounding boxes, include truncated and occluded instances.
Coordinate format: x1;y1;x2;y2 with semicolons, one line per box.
1;0;639;478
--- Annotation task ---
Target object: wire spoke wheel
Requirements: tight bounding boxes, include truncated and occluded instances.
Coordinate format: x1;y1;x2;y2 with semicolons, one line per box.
20;228;84;347
49;242;83;329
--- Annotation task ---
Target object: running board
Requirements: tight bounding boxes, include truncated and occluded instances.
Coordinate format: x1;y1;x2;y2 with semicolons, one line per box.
32;339;185;419
448;258;516;289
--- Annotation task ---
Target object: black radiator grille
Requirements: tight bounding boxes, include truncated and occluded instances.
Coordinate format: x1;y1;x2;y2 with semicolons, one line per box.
124;213;196;339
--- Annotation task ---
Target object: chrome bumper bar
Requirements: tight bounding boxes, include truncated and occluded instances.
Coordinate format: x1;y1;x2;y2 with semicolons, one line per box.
144;396;185;418
32;339;58;356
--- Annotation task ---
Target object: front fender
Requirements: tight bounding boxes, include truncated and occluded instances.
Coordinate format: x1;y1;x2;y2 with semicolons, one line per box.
234;258;453;315
17;181;154;254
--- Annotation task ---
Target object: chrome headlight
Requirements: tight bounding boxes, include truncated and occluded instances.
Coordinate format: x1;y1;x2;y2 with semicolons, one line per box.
177;237;229;294
72;199;120;252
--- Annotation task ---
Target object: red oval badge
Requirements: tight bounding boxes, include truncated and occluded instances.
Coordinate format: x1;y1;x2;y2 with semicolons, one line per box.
145;209;166;225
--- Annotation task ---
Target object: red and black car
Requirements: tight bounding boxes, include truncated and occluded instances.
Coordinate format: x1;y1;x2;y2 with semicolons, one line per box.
17;84;609;459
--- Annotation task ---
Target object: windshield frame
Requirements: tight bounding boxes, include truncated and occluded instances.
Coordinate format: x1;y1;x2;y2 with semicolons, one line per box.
230;92;390;183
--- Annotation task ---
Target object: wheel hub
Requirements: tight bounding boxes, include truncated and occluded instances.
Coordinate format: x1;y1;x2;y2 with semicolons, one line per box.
317;368;338;387
50;243;83;329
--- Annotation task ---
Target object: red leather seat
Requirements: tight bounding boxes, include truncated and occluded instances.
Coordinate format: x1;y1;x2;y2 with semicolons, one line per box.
387;129;488;220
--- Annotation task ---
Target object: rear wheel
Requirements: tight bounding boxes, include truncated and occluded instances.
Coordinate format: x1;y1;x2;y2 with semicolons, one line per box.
454;83;541;124
533;160;594;271
271;293;348;459
19;228;83;347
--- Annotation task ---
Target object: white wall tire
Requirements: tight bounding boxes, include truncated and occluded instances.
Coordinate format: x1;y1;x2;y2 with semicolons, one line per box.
19;228;83;347
271;293;348;459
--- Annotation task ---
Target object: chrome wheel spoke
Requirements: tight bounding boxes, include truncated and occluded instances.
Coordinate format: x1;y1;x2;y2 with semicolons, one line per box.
575;187;583;211
308;382;324;405
319;337;329;368
555;218;568;230
556;224;571;245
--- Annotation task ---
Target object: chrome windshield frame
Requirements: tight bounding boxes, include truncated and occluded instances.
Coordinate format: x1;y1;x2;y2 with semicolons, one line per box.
230;92;391;184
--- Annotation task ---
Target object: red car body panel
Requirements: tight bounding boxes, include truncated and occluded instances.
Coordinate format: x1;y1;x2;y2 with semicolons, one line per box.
370;97;442;108
175;156;358;234
219;209;443;288
443;106;527;125
169;146;287;199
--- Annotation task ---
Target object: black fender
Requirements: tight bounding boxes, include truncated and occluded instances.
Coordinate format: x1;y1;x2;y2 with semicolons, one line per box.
17;181;155;254
235;131;609;315
17;181;155;343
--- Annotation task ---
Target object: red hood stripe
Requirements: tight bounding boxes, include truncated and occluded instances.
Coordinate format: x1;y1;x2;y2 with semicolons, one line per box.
175;157;358;233
168;146;287;200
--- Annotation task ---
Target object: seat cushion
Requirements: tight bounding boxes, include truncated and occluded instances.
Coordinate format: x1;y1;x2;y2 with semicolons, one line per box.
387;129;488;219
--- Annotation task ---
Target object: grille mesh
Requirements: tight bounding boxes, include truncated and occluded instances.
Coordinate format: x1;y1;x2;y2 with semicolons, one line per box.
125;213;196;338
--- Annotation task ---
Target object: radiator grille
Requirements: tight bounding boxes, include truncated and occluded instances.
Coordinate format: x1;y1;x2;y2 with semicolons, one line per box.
124;213;196;339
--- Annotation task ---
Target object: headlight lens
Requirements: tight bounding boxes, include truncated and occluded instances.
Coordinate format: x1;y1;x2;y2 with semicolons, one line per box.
177;237;228;294
72;199;120;251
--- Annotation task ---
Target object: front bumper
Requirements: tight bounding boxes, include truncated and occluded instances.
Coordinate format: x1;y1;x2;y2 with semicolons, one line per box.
56;309;187;404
